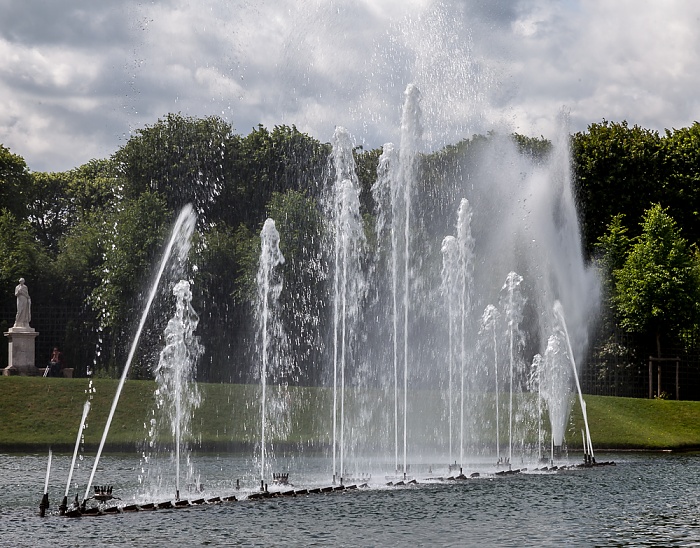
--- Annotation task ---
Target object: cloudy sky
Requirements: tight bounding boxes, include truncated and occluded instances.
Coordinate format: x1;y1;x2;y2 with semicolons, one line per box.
1;0;699;172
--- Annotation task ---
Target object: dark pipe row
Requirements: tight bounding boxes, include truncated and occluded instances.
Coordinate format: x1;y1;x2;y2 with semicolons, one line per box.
42;455;616;517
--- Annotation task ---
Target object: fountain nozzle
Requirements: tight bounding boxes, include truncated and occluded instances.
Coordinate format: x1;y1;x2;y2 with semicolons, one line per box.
39;493;49;517
59;495;68;516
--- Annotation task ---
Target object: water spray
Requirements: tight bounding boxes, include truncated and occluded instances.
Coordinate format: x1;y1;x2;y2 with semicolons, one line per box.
61;401;91;515
39;448;52;517
554;301;595;464
83;205;196;504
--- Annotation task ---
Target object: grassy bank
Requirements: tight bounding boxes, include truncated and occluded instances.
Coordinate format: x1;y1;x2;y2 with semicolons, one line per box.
2;376;699;453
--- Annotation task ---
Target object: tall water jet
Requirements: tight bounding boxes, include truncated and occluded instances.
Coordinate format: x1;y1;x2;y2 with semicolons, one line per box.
84;204;196;503
149;280;202;500
541;330;570;455
456;199;475;467
500;272;525;465
480;305;500;461
256;218;286;485
440;235;459;465
398;84;422;476
528;354;543;462
371;142;399;471
370;84;421;475
329;127;366;483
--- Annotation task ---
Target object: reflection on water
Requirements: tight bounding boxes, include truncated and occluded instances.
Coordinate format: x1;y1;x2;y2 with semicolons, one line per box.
1;453;698;547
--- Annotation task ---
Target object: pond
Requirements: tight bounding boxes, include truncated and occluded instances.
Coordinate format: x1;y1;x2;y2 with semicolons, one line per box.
1;452;697;547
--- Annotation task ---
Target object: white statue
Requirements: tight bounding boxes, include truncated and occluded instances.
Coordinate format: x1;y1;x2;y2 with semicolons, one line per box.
14;278;31;328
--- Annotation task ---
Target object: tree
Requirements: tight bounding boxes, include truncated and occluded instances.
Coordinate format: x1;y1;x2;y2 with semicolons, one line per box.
0;144;31;219
595;213;631;303
190;222;248;382
660;122;700;244
512;133;552;162
352;145;382;216
113;113;235;225
266;190;326;384
55;210;107;305
614;204;700;357
0;209;53;299
572;121;664;255
25;171;72;255
66;159;119;217
227;125;330;229
595;213;633;353
88;192;170;371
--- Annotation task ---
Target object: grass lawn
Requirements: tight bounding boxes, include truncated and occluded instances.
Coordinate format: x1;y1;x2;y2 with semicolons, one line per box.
2;376;699;453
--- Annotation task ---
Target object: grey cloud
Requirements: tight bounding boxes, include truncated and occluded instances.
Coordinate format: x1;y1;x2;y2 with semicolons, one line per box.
1;0;136;47
1;0;700;172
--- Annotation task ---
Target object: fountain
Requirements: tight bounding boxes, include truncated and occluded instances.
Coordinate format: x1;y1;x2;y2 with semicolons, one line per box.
83;205;196;506
60;401;91;515
328;127;367;484
23;1;623;526
440;234;458;466
456;199;475;470
501;271;525;466
439;198;475;472
56;94;604;517
276;83;597;477
255;218;287;488
146;280;203;501
554;301;595;463
480;305;500;462
371;84;423;478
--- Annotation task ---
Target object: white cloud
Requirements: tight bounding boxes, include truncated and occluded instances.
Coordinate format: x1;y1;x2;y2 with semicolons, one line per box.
0;0;699;172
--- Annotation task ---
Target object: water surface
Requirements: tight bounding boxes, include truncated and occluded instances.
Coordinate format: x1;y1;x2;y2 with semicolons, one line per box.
1;453;698;547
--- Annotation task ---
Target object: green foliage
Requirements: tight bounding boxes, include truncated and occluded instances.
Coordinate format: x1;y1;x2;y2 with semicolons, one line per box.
0;144;31;218
89;192;170;333
614;204;700;355
595;214;632;313
55;210;107;304
512;133;552;161
0;209;53;294
192;223;240;298
352;146;382;215
24;171;72;255
190;223;248;382
573;121;664;254
267;190;326;384
227;124;330;228
6;116;700;391
573;120;700;255
67;158;119;216
114;113;234;223
660;123;700;244
596;214;631;275
231;223;260;306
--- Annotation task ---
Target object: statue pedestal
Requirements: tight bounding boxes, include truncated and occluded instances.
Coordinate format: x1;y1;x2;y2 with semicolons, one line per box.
4;327;40;376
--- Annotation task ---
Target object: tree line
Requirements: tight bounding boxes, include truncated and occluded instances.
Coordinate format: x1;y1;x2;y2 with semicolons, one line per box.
1;115;700;393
